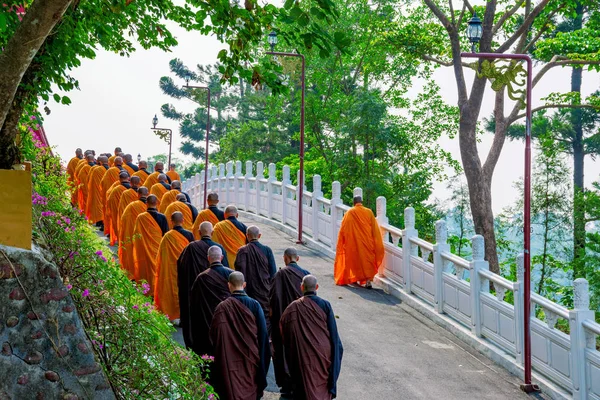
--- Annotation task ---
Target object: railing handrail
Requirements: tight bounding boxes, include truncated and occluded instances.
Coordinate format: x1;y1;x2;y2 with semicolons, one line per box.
531;292;570;320
582;319;600;336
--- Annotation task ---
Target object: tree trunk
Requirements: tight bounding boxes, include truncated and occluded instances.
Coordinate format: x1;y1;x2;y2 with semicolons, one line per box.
571;2;585;278
0;0;73;168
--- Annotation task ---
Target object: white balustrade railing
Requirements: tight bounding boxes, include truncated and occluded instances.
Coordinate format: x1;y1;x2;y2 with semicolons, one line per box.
183;161;600;399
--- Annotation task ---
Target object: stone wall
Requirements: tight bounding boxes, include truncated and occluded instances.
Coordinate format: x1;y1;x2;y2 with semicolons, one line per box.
0;244;114;399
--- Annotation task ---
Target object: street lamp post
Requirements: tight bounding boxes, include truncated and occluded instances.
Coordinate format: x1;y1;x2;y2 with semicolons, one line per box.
183;77;211;210
151;114;173;167
462;14;538;393
137;153;141;163
267;31;306;244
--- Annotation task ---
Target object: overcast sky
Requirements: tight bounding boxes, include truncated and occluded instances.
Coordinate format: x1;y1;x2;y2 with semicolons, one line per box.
42;20;600;214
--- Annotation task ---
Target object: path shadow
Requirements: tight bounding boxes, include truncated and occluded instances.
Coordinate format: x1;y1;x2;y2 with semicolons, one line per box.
340;284;401;306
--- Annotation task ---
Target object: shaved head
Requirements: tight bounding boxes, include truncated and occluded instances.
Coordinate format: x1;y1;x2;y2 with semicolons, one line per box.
176;193;186;201
284;247;299;264
147;194;158;207
98;156;108;164
86;154;94;162
301;275;318;293
158;173;168;183
138;187;149;198
114;147;122;154
171;180;181;190
224;205;238;217
155;162;164;171
75;148;83;156
171;211;184;225
200;221;213;237
130;176;141;188
207;245;223;263
119;171;130;182
247;225;260;240
114;156;123;166
139;161;147;169
124;154;133;163
353;196;363;205
207;192;219;205
228;271;245;291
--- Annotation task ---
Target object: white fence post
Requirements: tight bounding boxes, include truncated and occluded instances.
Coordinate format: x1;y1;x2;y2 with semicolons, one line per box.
198;171;204;208
256;162;264;213
433;220;449;313
211;165;218;200
244;161;252;212
312;175;323;240
515;253;525;365
281;165;291;225
296;170;304;232
402;207;417;293
234;161;242;206
225;161;233;204
469;235;488;337
376;197;388;275
218;163;225;204
267;163;276;219
569;278;595;400
330;181;342;251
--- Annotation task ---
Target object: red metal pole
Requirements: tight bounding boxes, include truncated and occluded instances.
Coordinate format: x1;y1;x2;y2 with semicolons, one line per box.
460;52;538;392
168;129;172;169
266;51;305;244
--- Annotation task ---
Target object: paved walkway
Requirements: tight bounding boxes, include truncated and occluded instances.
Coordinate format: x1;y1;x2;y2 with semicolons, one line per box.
103;219;540;399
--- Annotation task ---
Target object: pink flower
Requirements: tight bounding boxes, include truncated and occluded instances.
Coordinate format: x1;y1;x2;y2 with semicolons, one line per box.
142;282;150;295
201;354;214;362
133;305;139;310
82;289;90;297
66;284;72;290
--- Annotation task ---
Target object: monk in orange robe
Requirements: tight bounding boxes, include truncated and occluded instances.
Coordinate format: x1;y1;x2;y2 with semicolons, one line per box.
165;194;196;230
142;162;164;189
73;157;88;208
166;163;181;183
212;205;248;268
154;211;194;322
192;192;224;239
132;195;169;289
108;147;121;167
106;172;132;245
67;148;83;205
118;187;148;278
121;154;138;176
76;154;96;212
101;156;127;236
158;188;179;213
85;156;109;225
334;195;384;288
133;160;150;185
150;173;171;203
117;177;141;229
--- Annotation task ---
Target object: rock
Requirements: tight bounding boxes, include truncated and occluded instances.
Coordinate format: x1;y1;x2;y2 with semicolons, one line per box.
6;316;18;328
24;351;43;365
16;374;28;385
1;342;11;356
0;262;22;279
44;370;60;382
8;287;25;300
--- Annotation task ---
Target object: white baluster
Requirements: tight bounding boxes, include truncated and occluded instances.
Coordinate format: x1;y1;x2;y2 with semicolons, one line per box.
234;161;242;206
312;175;323;242
282;165;291;225
244;161;253;212
570;278;595;399
267;163;276;219
469;235;488;337
515;253;525;365
433;220;449;313
331;181;342;250
402;207;417;293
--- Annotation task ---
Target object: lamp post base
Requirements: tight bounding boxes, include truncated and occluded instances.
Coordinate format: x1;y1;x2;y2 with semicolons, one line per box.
519;383;541;393
295;240;305;245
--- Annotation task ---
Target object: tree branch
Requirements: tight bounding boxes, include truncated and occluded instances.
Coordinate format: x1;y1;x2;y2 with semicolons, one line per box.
496;0;552;53
493;0;525;35
483;88;507;179
423;0;453;31
511;104;600;123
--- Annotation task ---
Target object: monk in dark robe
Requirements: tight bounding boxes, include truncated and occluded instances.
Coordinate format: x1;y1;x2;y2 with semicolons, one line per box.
192;192;224;239
281;275;343;400
189;245;234;357
177;221;229;349
210;271;270;400
270;247;311;395
234;225;276;331
132;160;150;185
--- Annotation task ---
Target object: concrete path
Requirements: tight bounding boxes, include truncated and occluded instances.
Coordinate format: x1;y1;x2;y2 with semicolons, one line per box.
101;219;539;399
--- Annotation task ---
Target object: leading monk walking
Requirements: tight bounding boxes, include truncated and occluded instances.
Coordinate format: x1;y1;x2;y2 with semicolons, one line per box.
333;196;384;289
212;205;247;267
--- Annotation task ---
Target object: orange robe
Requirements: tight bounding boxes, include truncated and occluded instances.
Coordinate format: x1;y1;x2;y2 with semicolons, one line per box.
118;200;147;278
101;167;121;233
143;171;160;189
334;204;384;285
132;212;163;289
133;170;149;185
166;170;181;182
192;209;220;240
158;190;179;213
67;156;81;204
117;189;139;230
164;202;193;230
85;165;106;224
123;164;135;177
108;155;116;167
212;220;246;268
154;229;189;320
76;163;93;212
103;181;121;239
107;185;127;245
150;183;169;202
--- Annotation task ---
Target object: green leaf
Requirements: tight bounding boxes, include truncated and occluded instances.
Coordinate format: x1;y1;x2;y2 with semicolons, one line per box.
61;96;71;105
283;0;295;9
53;94;61;103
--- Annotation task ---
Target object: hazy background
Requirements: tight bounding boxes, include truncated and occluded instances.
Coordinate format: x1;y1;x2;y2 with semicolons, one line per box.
42;21;600;214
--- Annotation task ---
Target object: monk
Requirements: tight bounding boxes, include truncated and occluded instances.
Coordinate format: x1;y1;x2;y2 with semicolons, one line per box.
234;225;276;331
166;163;181;183
164;194;195;230
117;176;141;231
101;156;126;236
172;179;191;203
334;196;384;289
209;271;270;400
106;172;131;245
150;173;171;203
280;275;343;400
189;245;233;357
85;155;109;227
118;187;148;278
132;195;169;288
212;205;247;267
270;247;311;395
76;154;96;212
154;212;194;323
108;147;121;167
158;183;180;213
72;151;90;207
192;192;224;239
143;161;168;188
123;154;139;176
67;148;83;205
133;160;150;185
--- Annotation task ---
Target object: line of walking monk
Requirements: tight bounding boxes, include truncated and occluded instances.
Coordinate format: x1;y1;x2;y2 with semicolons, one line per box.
65;147;353;400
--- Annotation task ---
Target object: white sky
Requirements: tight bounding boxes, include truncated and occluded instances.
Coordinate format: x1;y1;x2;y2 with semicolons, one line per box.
42;19;600;214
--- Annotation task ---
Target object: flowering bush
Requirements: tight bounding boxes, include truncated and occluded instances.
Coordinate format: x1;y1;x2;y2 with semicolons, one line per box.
30;149;215;399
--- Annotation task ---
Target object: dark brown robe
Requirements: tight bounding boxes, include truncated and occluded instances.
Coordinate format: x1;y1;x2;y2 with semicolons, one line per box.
189;264;232;356
269;263;310;389
280;295;343;400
